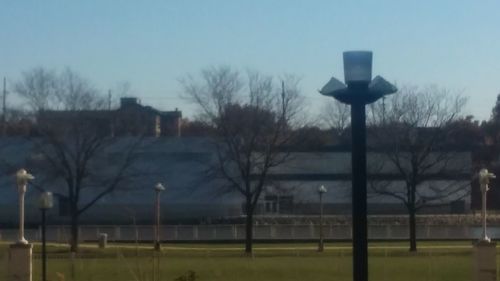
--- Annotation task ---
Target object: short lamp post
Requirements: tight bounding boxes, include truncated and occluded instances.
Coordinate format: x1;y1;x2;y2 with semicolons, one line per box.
154;183;165;251
39;191;53;281
16;168;35;245
320;51;397;281
479;169;496;242
318;185;327;252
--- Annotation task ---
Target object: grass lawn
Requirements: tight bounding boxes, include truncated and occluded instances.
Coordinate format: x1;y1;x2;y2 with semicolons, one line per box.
0;241;492;281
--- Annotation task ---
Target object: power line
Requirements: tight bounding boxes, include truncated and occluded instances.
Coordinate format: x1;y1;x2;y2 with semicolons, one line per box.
140;96;185;100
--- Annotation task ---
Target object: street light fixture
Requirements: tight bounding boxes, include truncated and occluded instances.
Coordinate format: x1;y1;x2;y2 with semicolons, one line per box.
154;183;165;251
343;51;372;83
317;185;327;252
320;51;397;281
39;191;53;281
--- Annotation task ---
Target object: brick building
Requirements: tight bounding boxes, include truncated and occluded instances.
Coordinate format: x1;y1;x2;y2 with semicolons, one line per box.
37;97;182;137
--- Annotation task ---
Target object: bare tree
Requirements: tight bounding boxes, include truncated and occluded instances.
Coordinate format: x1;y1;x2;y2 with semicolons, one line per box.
14;67;58;111
181;66;303;254
321;99;350;136
55;68;106;110
482;93;500;148
115;81;134;98
15;68;142;252
33;117;142;252
368;85;470;252
14;67;106;111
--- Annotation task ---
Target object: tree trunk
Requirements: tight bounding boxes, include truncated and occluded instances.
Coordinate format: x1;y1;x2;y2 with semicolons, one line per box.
245;199;254;254
70;213;79;253
409;208;417;252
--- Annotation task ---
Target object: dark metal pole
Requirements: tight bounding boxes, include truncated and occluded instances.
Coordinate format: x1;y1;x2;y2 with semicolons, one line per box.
42;208;47;281
318;192;324;252
155;191;161;251
351;98;368;281
320;51;395;281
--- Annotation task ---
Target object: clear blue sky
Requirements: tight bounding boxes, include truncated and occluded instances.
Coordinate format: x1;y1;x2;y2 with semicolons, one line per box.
1;1;499;121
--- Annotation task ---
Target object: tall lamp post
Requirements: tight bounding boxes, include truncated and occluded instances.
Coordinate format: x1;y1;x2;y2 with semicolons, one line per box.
318;185;327;252
320;51;397;281
39;191;53;281
154;183;165;251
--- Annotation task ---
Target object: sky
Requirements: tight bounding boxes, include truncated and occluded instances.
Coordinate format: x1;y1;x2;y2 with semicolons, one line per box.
1;1;500;121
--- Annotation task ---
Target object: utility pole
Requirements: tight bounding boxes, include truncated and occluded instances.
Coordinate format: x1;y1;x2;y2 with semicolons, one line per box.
2;77;7;136
108;89;112;110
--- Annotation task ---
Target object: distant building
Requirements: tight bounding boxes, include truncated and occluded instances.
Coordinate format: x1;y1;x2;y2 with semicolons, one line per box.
0;137;473;225
37;97;182;137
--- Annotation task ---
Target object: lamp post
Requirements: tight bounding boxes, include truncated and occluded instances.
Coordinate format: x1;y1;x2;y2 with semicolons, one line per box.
318;185;327;252
479;169;496;242
39;191;53;281
15;168;35;245
154;183;165;251
320;51;397;281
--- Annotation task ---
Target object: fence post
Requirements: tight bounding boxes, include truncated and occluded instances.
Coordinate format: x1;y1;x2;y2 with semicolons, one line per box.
193;225;199;240
115;226;121;241
38;225;42;242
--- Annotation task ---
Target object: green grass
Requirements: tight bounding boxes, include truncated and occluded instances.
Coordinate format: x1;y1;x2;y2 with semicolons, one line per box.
0;241;490;281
